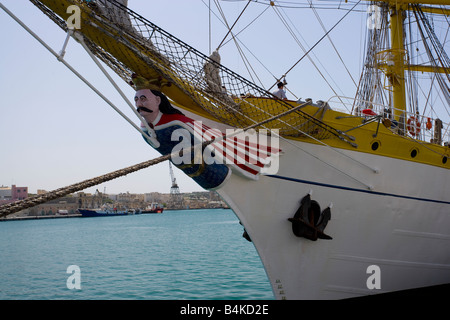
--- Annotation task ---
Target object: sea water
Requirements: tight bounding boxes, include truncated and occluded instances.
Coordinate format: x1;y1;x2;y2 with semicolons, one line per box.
0;209;274;300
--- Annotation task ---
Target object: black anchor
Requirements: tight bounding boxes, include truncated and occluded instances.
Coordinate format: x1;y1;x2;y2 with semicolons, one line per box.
288;194;332;241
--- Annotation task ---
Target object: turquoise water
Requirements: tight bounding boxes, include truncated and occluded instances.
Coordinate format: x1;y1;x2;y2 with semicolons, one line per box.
0;209;274;300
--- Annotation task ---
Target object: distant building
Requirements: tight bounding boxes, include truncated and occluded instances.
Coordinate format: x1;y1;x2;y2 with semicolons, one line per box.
77;191;104;209
0;185;28;205
0;186;11;202
144;192;162;203
1;185;228;218
12;185;28;201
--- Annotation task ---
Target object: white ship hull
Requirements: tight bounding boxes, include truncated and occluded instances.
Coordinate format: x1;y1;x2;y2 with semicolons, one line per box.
217;137;450;299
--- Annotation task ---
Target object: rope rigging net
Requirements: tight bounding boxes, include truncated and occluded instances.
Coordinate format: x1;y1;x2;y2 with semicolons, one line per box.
30;0;353;141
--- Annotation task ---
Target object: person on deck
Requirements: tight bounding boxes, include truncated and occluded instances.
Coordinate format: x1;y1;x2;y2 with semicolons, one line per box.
272;82;288;100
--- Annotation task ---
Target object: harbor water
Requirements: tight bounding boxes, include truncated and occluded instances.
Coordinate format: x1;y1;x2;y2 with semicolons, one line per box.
0;209;274;300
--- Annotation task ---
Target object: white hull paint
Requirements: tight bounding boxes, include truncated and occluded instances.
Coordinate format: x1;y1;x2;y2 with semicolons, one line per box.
217;137;450;299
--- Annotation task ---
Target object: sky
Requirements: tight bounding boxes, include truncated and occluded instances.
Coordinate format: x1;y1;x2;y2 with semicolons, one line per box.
0;1;447;195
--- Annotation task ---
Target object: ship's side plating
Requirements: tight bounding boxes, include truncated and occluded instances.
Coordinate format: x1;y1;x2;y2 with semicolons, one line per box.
217;136;450;299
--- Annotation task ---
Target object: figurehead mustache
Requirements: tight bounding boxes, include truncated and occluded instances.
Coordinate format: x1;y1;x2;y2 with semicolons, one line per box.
137;107;153;113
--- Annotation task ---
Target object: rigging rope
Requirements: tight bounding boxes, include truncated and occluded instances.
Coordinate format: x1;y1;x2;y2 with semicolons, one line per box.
413;5;450;109
354;2;390;112
210;0;261;86
203;0;270;88
271;3;343;99
305;0;358;88
0;152;173;218
268;0;362;91
216;0;251;50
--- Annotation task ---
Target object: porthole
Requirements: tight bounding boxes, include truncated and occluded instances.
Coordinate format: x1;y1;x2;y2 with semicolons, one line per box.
443;156;448;165
410;148;418;158
371;141;380;151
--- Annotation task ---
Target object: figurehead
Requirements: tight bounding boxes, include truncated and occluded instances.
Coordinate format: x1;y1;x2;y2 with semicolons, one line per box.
131;73;183;123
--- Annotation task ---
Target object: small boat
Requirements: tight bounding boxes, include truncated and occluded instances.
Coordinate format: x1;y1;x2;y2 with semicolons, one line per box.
78;208;139;217
141;203;164;214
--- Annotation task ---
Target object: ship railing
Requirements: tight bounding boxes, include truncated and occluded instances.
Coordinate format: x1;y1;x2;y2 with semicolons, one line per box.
326;96;450;146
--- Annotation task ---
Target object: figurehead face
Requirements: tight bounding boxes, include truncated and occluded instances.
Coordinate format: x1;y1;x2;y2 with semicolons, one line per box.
135;89;161;123
131;74;184;123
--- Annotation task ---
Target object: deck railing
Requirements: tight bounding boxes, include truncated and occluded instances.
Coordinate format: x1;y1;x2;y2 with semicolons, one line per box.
326;96;450;145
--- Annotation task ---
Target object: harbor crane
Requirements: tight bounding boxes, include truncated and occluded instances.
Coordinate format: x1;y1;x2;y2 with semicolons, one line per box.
168;162;185;209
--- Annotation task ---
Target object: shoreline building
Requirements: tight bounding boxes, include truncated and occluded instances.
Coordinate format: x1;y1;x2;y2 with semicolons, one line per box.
0;185;28;205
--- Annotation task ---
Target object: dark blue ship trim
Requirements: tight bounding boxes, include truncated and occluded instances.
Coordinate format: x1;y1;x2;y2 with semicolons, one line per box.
266;174;450;205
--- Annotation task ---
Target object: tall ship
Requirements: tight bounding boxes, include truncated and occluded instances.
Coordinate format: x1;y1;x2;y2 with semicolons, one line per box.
2;0;449;299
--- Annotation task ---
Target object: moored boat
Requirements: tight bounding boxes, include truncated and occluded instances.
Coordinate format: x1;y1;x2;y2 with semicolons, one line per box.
78;208;139;217
141;203;164;214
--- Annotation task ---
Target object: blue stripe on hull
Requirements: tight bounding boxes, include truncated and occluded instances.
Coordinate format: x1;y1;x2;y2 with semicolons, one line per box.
266;174;450;205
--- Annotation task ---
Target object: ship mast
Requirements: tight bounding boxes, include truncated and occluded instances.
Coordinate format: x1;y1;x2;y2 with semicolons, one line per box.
389;3;407;121
372;0;450;122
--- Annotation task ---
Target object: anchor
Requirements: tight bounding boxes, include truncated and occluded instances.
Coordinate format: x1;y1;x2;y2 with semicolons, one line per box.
288;194;332;241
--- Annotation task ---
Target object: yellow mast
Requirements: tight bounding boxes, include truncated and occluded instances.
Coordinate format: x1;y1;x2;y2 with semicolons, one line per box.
373;0;450;121
390;3;407;121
